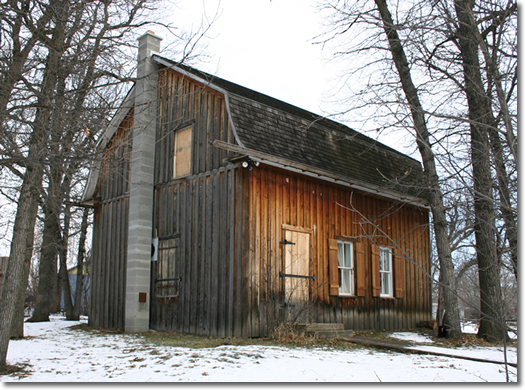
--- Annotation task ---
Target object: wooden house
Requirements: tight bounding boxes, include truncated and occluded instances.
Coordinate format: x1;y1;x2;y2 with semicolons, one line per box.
82;32;432;337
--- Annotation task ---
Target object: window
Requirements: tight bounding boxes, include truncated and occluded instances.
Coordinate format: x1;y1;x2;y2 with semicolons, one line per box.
338;241;354;295
155;235;181;298
329;238;365;297
379;247;393;297
173;127;192;177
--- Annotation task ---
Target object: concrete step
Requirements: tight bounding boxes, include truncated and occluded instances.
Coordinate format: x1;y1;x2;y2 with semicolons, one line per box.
295;323;354;338
314;329;355;339
296;323;344;333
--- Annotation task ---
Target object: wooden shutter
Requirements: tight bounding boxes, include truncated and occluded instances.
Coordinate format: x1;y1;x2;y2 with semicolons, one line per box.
394;248;404;298
371;244;380;297
355;241;366;297
328;239;339;296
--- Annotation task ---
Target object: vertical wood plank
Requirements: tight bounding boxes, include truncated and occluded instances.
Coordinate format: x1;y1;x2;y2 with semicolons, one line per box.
259;168;268;336
210;171;220;336
190;179;199;334
241;168;251;338
218;169;229;337
252;168;261;336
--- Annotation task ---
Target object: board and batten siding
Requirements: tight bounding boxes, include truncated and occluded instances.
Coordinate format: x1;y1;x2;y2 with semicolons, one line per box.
89;110;133;330
154;67;235;184
150;167;241;337
241;164;431;336
89;64;431;336
149;67;243;336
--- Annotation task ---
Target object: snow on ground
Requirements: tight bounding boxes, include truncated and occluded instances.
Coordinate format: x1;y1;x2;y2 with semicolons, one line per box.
389;332;434;344
1;317;517;383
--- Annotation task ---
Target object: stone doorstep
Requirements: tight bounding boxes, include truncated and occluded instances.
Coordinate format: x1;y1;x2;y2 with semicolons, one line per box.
313;329;355;339
295;323;355;338
296;323;345;332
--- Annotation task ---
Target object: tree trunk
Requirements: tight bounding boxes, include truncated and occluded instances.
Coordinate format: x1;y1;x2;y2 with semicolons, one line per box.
28;207;60;322
0;3;66;367
71;208;89;320
58;204;74;320
10;240;35;339
0;165;42;371
454;0;507;342
487;127;517;280
374;0;462;339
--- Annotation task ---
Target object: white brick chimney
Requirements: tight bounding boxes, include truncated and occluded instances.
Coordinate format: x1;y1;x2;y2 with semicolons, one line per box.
125;31;162;332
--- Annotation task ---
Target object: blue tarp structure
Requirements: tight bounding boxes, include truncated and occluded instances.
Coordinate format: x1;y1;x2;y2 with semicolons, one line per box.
60;274;90;314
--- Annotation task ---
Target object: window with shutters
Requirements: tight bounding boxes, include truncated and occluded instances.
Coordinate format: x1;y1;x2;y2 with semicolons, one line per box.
379;247;393;297
173;127;192;178
329;238;365;297
338;241;354;295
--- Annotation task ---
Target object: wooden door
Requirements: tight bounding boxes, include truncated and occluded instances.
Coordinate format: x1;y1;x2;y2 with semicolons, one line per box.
282;228;312;322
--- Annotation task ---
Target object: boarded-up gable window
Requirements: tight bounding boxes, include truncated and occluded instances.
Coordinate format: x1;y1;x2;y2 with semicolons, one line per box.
155;235;181;298
173;127;192;177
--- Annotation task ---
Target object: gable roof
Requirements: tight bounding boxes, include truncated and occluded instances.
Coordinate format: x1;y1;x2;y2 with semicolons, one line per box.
155;57;428;207
83;56;427;207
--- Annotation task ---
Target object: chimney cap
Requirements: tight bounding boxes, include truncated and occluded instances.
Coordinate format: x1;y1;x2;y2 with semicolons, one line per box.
137;30;163;41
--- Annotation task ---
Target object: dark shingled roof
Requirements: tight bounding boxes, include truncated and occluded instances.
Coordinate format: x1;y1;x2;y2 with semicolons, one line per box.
156;57;427;204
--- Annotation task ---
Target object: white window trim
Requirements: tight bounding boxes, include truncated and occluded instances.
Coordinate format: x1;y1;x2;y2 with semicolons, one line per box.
338;240;355;296
379;246;393;297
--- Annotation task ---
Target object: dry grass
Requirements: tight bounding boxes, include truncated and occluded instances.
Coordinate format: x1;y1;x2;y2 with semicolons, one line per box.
268;322;316;344
0;363;32;379
69;323;513;352
354;327;517;349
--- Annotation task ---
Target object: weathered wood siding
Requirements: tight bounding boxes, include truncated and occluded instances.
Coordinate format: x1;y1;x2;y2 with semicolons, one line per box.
242;165;431;335
150;167;240;336
89;111;133;330
149;67;242;336
154;67;235;183
90;64;431;336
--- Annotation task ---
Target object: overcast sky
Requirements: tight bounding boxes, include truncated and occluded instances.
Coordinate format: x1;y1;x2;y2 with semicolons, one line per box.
162;0;414;155
169;0;339;118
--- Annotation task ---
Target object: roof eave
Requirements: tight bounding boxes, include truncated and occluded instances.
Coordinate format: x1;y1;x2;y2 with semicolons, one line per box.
82;87;136;202
212;140;430;210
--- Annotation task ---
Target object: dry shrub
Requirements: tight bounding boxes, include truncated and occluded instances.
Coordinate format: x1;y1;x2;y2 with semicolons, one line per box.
269;322;317;344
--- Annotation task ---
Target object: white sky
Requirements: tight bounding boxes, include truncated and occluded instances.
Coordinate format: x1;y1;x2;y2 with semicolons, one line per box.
162;0;421;156
171;0;338;118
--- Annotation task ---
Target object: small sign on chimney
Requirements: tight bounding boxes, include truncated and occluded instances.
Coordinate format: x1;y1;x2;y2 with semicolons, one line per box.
138;292;147;303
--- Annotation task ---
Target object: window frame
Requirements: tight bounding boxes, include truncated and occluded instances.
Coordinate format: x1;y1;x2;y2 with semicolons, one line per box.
155;234;181;298
172;125;193;178
379;246;393;297
337;240;355;296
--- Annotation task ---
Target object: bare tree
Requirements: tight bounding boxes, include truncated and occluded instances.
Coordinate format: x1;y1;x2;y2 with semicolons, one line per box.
0;0;163;372
453;0;510;341
318;0;516;342
318;0;463;338
0;0;218;370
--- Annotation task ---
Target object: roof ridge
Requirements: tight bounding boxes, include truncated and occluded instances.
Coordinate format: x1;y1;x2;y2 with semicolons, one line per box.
153;55;420;165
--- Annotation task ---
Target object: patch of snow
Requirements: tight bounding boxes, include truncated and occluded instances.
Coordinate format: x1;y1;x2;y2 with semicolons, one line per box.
462;321;517;340
407;345;516;365
1;319;518;382
389;332;434;344
462;322;478;334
